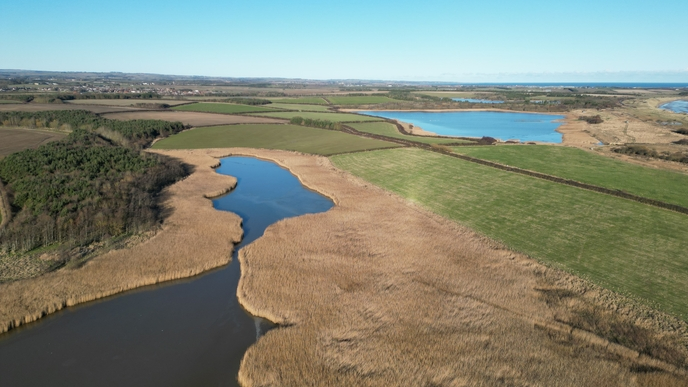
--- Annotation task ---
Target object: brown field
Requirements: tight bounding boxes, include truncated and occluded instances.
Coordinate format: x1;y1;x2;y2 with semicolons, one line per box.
0;127;66;158
198;148;688;386
0;151;243;333
64;99;192;107
101;111;287;126
0;103;142;114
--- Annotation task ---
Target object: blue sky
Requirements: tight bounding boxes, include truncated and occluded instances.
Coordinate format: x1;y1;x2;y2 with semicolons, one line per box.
1;0;687;81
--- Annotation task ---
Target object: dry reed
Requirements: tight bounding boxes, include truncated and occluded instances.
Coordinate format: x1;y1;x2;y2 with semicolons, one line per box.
187;148;688;387
0;150;243;333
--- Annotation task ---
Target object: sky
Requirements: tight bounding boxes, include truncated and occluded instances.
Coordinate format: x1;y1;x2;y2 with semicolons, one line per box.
1;0;687;82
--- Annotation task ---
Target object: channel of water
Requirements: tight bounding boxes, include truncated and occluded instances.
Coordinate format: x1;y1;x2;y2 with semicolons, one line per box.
0;156;333;387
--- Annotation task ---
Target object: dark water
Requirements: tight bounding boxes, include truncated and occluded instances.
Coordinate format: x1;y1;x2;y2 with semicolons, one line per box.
0;157;333;387
660;100;688;114
452;98;504;104
358;110;565;143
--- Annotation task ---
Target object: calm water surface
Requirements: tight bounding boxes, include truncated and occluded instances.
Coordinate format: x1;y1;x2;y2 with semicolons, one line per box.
0;157;333;387
660;100;688;114
359;111;565;143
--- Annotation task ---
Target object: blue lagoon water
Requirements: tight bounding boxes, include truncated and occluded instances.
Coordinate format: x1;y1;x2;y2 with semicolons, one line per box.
452;98;504;104
660;100;688;114
359;111;565;143
0;157;333;387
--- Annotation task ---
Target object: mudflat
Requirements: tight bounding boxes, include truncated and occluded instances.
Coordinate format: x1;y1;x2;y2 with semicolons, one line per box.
0;151;242;333
224;149;688;386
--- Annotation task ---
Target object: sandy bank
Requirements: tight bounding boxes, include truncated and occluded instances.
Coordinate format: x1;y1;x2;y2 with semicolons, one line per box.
0;151;243;333
220;149;688;386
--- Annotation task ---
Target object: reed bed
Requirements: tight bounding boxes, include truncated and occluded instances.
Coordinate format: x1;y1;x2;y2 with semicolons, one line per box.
198;148;688;387
0;150;243;333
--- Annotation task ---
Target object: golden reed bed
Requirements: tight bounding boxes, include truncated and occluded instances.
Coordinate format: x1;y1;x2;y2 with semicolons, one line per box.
0;150;242;333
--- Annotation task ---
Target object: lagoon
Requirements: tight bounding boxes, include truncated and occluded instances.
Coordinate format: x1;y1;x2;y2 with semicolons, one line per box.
660;100;688;114
358;111;565;143
0;157;333;387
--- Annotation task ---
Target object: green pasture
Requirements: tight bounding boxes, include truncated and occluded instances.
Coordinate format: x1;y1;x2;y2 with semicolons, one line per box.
152;124;398;155
331;148;688;320
172;102;277;115
268;103;333;112
268;97;328;105
253;111;382;123
453;145;688;208
348;122;474;145
326;95;399;105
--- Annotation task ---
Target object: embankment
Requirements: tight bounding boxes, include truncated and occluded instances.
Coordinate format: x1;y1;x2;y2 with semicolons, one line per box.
222;149;688;386
0;150;243;333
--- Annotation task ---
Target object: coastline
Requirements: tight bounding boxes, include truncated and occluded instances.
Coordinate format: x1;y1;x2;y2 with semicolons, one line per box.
0;150;243;333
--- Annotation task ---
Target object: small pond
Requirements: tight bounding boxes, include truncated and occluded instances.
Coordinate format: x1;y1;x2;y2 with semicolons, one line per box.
358;111;565;143
0;157;333;387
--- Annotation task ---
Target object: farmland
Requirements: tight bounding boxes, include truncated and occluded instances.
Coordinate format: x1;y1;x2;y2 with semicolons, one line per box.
152;124;398;155
453;145;688;208
268;103;333;112
326;95;399;105
332;147;688;319
268;97;328;105
348;122;474;145
0;127;66;158
101;111;286;126
172;102;278;115
65;99;191;107
253;111;382;122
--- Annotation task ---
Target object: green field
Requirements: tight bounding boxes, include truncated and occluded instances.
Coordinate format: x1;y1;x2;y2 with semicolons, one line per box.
326;96;399;105
253;111;382;122
172;102;277;115
268;103;333;112
453;145;688;208
349;122;474;145
0;100;21;104
152;124;398;155
268;97;328;105
331;148;688;319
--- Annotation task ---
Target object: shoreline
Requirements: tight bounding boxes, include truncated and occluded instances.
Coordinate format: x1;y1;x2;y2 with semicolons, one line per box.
0;150;243;334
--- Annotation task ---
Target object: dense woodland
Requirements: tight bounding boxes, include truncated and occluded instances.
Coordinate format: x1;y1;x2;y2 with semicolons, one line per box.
0;112;188;254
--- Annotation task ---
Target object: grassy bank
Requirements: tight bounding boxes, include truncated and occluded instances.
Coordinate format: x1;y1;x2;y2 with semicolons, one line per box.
453;145;688;208
152;124;398;155
331;148;688;319
172;102;277;115
348;122;473;145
